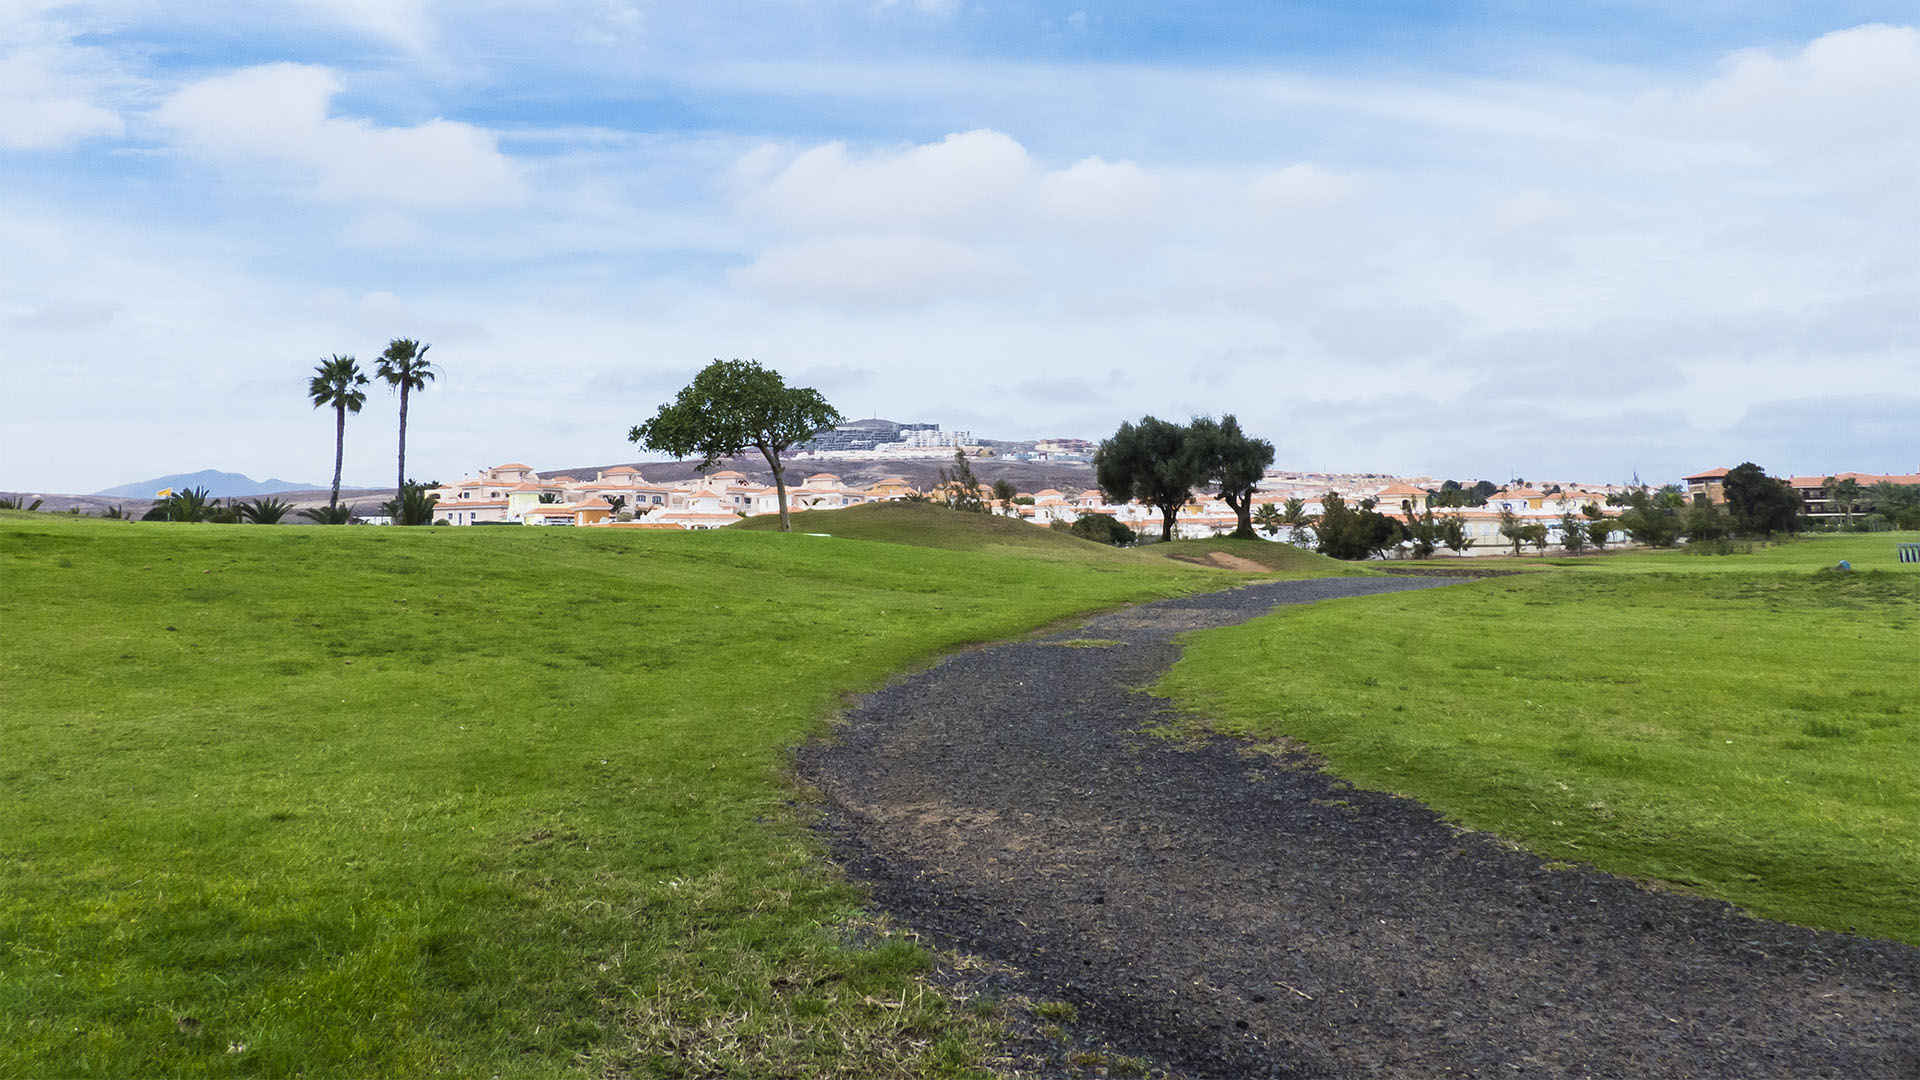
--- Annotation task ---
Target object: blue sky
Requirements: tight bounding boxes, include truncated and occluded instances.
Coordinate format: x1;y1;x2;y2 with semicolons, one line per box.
3;1;1916;493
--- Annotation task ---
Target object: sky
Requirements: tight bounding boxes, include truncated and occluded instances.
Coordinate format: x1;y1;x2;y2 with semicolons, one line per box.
2;1;1916;494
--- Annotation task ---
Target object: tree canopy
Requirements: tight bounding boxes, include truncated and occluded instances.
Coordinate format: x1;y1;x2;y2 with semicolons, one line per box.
1188;414;1275;539
1722;462;1800;536
1094;416;1204;543
629;359;841;532
1314;493;1404;560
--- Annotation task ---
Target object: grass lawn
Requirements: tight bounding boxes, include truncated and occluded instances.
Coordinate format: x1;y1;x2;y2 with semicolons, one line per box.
1159;531;1920;944
1;506;1235;1078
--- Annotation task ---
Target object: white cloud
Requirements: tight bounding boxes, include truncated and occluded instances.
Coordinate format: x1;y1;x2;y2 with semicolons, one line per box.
0;20;125;150
289;0;437;50
729;234;1033;306
1036;156;1170;238
155;63;526;207
739;129;1033;235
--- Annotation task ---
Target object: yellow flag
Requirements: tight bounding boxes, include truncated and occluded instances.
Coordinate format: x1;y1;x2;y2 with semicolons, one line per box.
156;487;173;498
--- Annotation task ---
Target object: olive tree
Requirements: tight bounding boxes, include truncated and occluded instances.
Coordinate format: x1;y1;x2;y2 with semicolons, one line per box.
1094;416;1204;542
1188;414;1275;539
629;359;841;532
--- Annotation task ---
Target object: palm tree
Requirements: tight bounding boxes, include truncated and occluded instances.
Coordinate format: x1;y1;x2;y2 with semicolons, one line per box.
375;339;435;522
237;497;294;524
308;354;369;508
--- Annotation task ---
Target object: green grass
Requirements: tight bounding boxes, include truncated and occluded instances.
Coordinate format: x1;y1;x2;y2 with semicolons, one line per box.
0;510;1235;1078
1158;532;1920;943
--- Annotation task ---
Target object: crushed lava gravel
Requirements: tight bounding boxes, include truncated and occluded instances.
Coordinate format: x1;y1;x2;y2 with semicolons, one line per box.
798;577;1919;1078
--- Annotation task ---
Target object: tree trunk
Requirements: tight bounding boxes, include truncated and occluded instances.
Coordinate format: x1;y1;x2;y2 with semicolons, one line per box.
331;404;346;508
762;444;791;532
1226;490;1256;539
1160;502;1179;542
396;383;409;515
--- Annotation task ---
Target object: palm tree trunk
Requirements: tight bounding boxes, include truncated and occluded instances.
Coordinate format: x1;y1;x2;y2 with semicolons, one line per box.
331;404;346;507
396;383;410;512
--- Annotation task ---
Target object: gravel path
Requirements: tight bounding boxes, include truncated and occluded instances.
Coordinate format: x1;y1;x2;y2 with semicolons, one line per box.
799;578;1919;1078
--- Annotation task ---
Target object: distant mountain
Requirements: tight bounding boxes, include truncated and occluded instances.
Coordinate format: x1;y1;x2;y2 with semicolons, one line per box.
93;470;330;498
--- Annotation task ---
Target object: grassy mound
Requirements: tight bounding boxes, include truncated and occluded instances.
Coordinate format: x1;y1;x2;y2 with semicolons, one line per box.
1160;532;1920;944
1147;536;1362;577
0;513;1224;1077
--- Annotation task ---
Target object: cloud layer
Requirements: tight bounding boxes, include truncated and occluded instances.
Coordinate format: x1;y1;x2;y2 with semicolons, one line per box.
1;6;1916;493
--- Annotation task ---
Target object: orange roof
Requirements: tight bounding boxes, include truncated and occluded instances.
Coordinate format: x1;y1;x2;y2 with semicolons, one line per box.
1683;467;1730;481
496;462;532;470
601;466;638;475
710;470;747;479
1787;471;1920;488
575;498;612;509
1376;482;1429;498
551;475;577;483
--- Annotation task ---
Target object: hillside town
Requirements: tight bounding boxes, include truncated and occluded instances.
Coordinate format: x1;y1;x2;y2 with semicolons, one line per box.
420;454;1917;555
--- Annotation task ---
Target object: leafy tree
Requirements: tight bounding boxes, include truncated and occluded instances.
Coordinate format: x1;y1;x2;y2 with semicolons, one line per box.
1682;498;1731;541
1251;503;1284;537
1314;493;1404;560
375;339;435;522
1063;512;1136;546
1867;482;1920;527
990;478;1018;511
1825;476;1861;526
1558;511;1587;553
0;496;43;511
381;482;441;526
1523;522;1550;553
1095;416;1203;543
1616;489;1682;547
606;495;628;514
1582;506;1611;550
1440;513;1474;556
629;359;841;533
1722;461;1799;536
101;504;127;519
1405;509;1444;558
1497;507;1526;555
308;354;368;509
237;498;293;524
1187;414;1275;539
299;504;354;525
937;450;989;513
538;492;562;504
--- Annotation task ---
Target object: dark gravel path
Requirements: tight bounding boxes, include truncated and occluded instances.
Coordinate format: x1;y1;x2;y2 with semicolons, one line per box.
799;578;1920;1078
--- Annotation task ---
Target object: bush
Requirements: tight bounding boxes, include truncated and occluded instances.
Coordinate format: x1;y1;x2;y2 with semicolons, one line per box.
1065;513;1136;546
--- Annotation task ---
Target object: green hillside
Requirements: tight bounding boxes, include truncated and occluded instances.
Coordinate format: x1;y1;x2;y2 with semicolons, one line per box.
0;513;1229;1078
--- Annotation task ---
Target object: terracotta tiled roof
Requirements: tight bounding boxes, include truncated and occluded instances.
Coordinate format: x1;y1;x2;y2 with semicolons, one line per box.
1683;467;1730;481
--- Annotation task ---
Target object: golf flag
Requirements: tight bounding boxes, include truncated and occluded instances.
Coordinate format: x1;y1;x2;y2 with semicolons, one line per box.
156;488;173;498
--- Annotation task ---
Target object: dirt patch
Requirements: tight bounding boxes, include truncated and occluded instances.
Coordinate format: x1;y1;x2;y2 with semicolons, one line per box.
800;578;1919;1078
1201;551;1272;572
